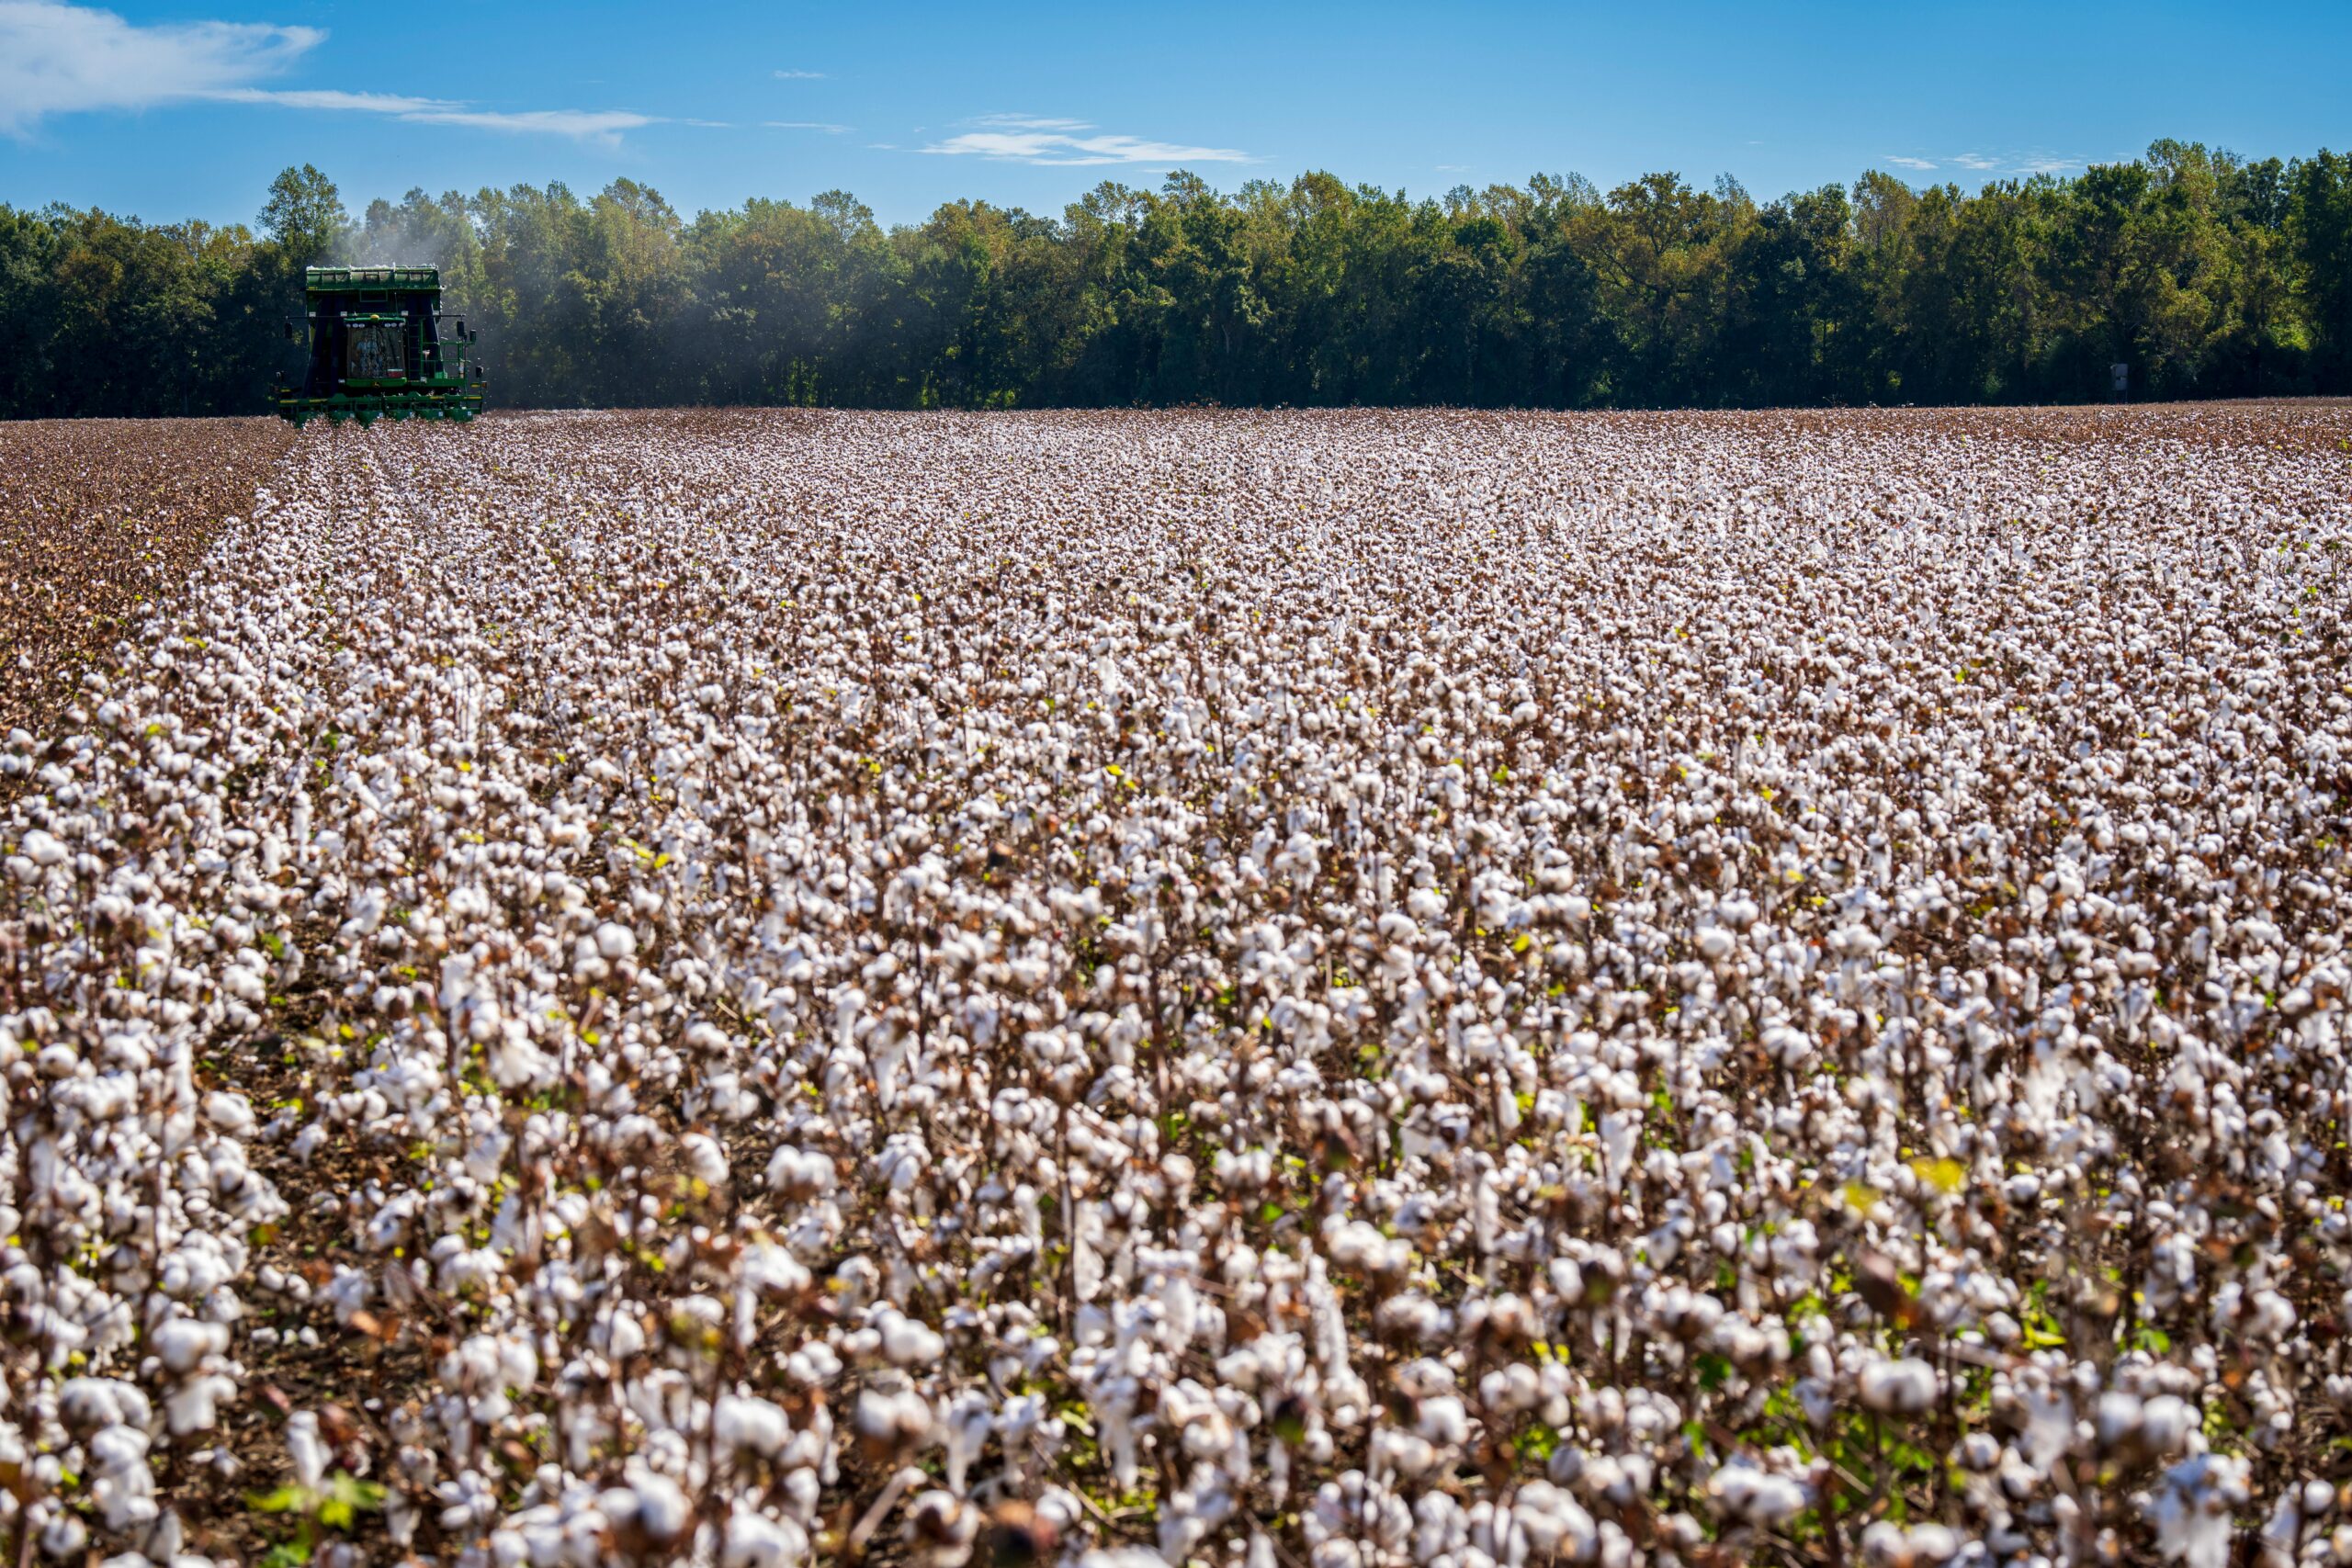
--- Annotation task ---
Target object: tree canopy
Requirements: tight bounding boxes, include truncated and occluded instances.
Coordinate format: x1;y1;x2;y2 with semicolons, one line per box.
5;141;2349;417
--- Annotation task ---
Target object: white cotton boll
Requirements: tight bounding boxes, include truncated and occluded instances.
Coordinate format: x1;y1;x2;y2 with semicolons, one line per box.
595;921;639;960
200;1091;255;1135
39;1514;86;1560
2147;1452;2251;1568
2138;1394;2195;1456
628;1472;691;1541
286;1411;328;1490
741;1242;812;1297
683;1133;729;1188
1371;1428;1438;1478
903;1491;978;1564
787;1342;842;1386
942;1392;991;1495
881;1314;945;1367
1858;1358;1938;1416
2245;1290;2296;1340
164;1373;234;1434
722;1509;808;1568
1905;1523;1958;1563
1706;1463;1810;1526
152;1318;227;1374
605;1312;648;1360
2097;1391;2144;1449
767;1146;836;1198
22;829;66;867
1509;1480;1595;1558
854;1386;935;1453
1415;1394;1469;1447
715;1394;791;1459
1860;1522;1909;1567
86;1425;148;1479
59;1380;123;1433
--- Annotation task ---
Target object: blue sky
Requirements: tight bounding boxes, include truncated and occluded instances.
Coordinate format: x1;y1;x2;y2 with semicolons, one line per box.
3;0;2346;230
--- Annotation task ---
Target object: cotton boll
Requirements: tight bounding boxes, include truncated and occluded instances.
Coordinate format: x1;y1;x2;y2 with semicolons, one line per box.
903;1490;979;1567
723;1508;809;1568
1509;1480;1595;1558
767;1146;836;1198
1414;1394;1469;1447
626;1471;691;1541
38;1513;86;1560
682;1132;729;1188
151;1318;227;1374
164;1373;235;1435
2138;1394;2196;1456
881;1313;946;1367
1858;1358;1939;1416
1706;1462;1810;1526
285;1410;329;1490
715;1394;791;1459
854;1384;936;1459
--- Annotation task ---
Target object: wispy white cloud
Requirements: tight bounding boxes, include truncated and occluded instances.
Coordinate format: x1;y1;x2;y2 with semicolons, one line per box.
1;0;662;143
773;68;825;79
400;106;656;141
766;119;852;135
1921;149;2086;179
213;85;657;144
969;114;1092;132
0;0;319;132
921;113;1248;167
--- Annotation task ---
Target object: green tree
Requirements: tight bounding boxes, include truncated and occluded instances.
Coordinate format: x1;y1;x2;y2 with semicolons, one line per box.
259;164;347;263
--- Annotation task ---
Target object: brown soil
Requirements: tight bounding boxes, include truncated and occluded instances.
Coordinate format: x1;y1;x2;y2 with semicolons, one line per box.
0;418;295;735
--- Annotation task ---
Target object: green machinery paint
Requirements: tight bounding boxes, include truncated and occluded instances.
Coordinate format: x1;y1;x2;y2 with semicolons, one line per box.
273;265;485;427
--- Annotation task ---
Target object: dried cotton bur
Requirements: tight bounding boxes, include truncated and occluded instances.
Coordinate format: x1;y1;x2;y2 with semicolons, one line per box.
0;403;2350;1568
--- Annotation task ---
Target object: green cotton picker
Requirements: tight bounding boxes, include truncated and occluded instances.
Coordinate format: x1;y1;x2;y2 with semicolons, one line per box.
274;265;486;426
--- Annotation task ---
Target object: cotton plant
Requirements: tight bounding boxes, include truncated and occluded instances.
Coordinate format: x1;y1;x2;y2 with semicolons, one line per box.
0;403;2346;1564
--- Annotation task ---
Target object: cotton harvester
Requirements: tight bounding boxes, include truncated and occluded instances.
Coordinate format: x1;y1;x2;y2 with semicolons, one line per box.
274;265;485;426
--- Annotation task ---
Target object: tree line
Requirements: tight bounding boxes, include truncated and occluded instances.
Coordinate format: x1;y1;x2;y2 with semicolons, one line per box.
4;141;2349;418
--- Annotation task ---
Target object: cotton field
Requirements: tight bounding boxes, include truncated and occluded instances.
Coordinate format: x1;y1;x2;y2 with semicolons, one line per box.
4;403;2351;1568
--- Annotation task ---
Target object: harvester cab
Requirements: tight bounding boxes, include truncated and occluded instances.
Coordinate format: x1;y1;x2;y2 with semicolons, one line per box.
274;265;485;426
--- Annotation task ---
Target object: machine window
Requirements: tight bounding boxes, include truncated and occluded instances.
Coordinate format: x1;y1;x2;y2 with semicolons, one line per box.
347;321;408;380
